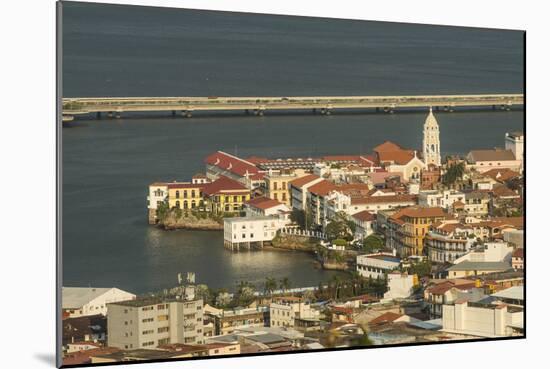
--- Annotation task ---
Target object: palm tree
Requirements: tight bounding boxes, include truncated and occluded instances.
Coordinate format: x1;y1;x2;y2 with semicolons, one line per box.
264;277;277;297
332;275;342;300
279;277;291;295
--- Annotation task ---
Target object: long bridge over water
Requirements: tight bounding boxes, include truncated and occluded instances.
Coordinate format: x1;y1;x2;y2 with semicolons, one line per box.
62;93;524;121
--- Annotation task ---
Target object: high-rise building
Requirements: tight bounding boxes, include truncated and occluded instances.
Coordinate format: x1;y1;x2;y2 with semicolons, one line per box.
422;107;441;166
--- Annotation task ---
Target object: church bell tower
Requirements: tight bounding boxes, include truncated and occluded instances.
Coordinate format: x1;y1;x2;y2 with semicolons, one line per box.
422;107;441;166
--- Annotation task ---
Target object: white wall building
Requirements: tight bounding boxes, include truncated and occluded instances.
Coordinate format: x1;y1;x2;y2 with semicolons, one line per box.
62;287;136;318
223;216;286;249
505;132;524;172
382;273;416;301
419;190;465;209
269;297;319;328
356;252;401;279
453;242;513;264
442;300;523;337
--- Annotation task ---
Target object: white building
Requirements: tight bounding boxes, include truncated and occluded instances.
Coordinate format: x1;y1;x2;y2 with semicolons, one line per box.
505;132;524;172
289;174;324;211
244;196;291;219
442;299;523;337
351;210;376;239
356;252;401;279
107;294;204;350
419;189;465;209
147;183;168;224
465;148;522;173
269;297;319;328
382;273;416;301
453;242;513;264
422;107;441;166
62;287;136;318
223;216;286;250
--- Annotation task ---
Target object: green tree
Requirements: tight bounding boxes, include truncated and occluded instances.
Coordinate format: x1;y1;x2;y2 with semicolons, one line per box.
263;277;277;297
290;209;315;230
325;211;355;241
362;234;384;252
279;277;291;294
443;162;466;186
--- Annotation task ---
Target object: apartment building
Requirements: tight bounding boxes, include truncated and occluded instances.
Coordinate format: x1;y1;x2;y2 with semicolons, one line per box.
107;297;204;350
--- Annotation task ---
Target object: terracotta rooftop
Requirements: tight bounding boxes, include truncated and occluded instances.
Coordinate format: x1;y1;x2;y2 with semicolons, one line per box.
205;151;262;178
245;196;284;210
308;180;338;196
468;148;517;162
391;206;447;220
202;176;249;196
483;168;521;182
369;312;403;325
512;248;524;258
289;174;321;188
373;141;405;152
351;210;376;222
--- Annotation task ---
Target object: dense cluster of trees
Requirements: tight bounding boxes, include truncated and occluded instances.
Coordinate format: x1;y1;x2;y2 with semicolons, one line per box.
442;161;466;186
325;211;356;242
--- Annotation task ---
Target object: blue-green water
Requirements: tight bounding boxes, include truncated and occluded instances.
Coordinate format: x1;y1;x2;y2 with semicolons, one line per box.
61;2;523;294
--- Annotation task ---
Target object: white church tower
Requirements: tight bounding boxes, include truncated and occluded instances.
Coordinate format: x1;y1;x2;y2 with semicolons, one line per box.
422;107;441;166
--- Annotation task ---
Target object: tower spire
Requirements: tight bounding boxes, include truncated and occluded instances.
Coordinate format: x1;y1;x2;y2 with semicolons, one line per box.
422;107;441;166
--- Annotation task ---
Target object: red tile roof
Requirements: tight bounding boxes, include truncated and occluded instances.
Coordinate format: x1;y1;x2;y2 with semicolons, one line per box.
512;248;524;258
373;141;405;152
483;168;521;182
352;210;376;222
369;312;403;325
289;174;321;188
205;151;262;178
246;196;284;210
202;176;249;196
391;206;447;219
308;180;338;196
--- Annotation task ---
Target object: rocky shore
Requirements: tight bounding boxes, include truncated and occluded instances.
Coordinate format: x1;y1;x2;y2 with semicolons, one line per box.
157;213;223;231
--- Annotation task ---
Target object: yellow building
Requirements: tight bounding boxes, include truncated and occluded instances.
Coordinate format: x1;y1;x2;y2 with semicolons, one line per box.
202;176;251;214
264;169;306;206
167;183;205;210
389;206;448;256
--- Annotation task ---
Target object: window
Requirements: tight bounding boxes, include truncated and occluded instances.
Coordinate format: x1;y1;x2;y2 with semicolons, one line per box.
191;190;196;197
175;200;180;208
184;201;188;209
184;190;188;198
158;338;170;346
175;190;180;198
142;318;154;323
157;315;169;321
233;196;239;202
158;327;169;333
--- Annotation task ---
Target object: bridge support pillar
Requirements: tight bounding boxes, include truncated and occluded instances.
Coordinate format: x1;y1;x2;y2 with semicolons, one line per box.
96;112;101;119
181;110;192;118
254;109;264;116
172;110;176;117
107;112;113;118
115;112;121;119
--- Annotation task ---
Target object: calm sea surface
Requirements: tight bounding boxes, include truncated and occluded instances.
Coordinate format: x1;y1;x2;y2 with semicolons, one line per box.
61;2;524;294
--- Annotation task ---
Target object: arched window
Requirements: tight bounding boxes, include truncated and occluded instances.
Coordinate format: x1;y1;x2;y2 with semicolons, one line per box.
175;190;180;199
183;201;188;209
175;200;180;208
431;144;435;152
191;201;196;208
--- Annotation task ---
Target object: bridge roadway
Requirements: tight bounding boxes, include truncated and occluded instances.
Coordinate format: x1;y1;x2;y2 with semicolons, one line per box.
62;94;524;119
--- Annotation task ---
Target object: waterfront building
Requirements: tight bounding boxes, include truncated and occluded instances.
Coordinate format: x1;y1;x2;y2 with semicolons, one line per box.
356;252;400;279
442;298;523;337
351;210;376;239
465;148;522;173
422;108;442;166
386;206;449;257
204;151;265;189
289;174;324;211
147;182;168;224
425;222;475;263
269;297;319;328
62;287;136;318
107;295;204;350
223;216;286;250
202;176;251;214
167;182;205;211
